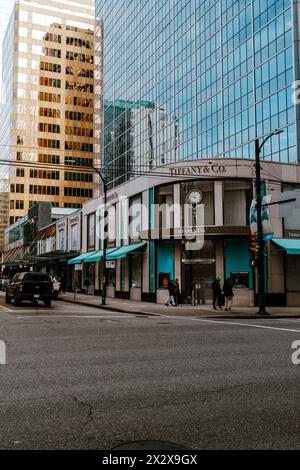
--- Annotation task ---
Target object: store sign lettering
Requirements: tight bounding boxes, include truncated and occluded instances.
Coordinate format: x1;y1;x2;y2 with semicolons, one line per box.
170;165;226;177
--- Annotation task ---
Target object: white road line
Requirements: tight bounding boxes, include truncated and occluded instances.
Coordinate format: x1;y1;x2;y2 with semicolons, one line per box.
194;318;300;333
275;318;300;324
16;314;133;319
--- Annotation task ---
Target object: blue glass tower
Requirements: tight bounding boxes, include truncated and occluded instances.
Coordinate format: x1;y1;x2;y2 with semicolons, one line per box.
95;0;298;189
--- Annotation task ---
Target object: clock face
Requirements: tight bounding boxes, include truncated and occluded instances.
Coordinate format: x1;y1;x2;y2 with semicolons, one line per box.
188;190;203;204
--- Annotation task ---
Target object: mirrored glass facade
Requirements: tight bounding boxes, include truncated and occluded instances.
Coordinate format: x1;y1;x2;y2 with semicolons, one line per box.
96;0;299;190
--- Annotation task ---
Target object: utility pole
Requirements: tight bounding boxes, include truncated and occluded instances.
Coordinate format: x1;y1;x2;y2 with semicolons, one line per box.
254;129;283;315
90;167;107;306
68;160;108;305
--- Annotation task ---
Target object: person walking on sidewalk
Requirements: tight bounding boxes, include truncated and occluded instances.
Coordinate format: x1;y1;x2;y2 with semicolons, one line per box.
174;278;181;306
165;279;176;306
83;277;91;295
212;276;222;310
223;277;234;311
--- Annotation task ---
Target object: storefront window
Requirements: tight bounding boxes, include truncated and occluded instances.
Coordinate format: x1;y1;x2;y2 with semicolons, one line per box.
223;180;252;226
286;256;300;292
130;255;142;288
181;181;214;226
107;262;116;287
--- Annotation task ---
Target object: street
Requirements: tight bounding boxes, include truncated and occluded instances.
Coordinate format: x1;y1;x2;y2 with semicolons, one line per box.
0;296;299;450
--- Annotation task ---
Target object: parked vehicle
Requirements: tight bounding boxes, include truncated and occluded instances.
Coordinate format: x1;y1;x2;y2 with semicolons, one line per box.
0;277;10;291
51;276;61;299
5;272;53;307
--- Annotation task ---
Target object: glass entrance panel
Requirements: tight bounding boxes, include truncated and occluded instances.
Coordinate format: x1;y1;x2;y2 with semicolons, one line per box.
182;240;215;303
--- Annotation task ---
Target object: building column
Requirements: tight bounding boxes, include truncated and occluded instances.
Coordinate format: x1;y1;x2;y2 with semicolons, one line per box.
215;239;224;281
142;190;149;293
214;181;223;226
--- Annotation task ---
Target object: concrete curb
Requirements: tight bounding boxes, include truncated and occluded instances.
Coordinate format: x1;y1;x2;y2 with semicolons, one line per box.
58;297;160;316
58;298;300;319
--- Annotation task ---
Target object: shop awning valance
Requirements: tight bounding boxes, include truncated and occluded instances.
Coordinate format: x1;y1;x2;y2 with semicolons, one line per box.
68;251;97;265
272;238;300;255
106;242;147;260
84;247;120;263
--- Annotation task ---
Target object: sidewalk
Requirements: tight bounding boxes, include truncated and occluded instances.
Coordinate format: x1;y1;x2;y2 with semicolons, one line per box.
58;292;300;318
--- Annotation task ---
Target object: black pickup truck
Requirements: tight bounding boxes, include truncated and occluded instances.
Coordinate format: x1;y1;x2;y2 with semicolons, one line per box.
5;272;53;307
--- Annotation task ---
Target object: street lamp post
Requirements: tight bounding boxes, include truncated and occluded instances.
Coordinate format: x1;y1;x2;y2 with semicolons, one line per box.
255;129;283;315
68;160;108;305
88;166;108;306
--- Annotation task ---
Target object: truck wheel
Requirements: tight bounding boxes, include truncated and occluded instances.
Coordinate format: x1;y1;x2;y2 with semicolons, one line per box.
14;296;21;306
44;299;51;307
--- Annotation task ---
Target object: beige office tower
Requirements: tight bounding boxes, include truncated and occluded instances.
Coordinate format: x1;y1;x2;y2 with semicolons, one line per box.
0;0;100;225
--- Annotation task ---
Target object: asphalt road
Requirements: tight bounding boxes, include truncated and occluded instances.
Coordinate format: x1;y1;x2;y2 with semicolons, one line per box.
0;295;299;450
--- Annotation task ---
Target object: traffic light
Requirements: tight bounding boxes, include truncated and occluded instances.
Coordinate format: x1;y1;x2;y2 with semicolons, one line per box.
250;232;257;254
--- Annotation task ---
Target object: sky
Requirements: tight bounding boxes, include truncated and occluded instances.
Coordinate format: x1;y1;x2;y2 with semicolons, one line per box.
0;0;15;99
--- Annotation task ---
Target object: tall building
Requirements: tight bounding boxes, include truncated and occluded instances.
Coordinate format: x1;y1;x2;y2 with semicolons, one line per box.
0;0;99;225
103;99;179;187
96;0;298;189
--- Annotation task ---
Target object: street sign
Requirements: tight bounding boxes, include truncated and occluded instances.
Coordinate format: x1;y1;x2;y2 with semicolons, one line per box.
106;260;115;269
75;264;82;271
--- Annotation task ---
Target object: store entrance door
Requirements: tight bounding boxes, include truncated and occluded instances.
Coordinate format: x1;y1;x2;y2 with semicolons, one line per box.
181;240;215;304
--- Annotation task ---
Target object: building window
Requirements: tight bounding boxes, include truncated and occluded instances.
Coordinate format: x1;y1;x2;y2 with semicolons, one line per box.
16;168;25;177
38;138;60;149
130;255;142;288
70;224;78;250
29;185;59;195
16;200;24;210
58;229;65;250
223;181;252;226
39;108;60;118
156;185;174;229
64;187;93;198
40;62;61;73
87;213;95;250
129;194;142;240
39;77;61;88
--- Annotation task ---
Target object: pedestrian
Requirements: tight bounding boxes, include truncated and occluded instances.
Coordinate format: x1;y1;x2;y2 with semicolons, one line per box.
174;278;181;306
223;277;234;311
83;277;91;295
165;279;176;306
212;275;222;310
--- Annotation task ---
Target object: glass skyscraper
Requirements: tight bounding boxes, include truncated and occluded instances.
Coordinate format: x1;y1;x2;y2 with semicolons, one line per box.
95;0;298;189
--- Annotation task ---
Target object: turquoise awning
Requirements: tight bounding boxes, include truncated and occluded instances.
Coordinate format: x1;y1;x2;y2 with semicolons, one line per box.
68;251;97;265
272;238;300;255
106;242;147;260
84;247;119;263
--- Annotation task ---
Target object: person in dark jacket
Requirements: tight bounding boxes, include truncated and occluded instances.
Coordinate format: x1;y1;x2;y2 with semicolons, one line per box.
165;279;176;306
223;277;234;311
212;276;222;309
174;278;181;306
